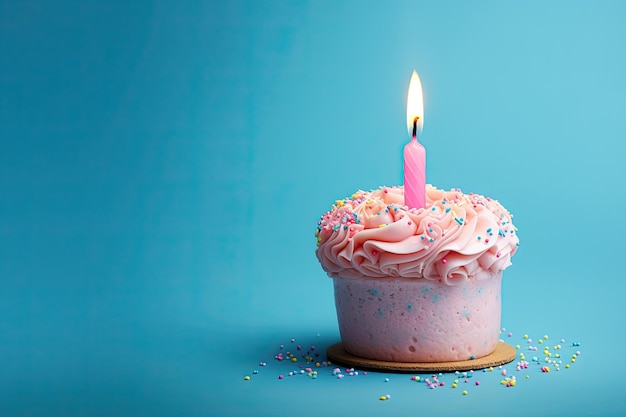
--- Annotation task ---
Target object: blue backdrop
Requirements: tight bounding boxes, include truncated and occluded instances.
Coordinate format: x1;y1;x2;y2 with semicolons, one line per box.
1;1;624;416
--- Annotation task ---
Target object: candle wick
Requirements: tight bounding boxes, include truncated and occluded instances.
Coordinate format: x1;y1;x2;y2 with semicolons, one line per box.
412;117;419;138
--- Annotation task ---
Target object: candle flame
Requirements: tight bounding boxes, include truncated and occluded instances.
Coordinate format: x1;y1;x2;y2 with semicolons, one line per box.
406;70;424;137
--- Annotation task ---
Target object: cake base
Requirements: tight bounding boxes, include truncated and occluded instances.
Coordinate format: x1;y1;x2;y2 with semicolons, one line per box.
327;341;516;373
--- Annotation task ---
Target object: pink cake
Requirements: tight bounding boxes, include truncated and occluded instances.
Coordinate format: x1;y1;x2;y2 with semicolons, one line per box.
315;185;519;363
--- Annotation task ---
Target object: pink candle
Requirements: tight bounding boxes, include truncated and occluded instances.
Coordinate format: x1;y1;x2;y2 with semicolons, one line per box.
403;70;426;209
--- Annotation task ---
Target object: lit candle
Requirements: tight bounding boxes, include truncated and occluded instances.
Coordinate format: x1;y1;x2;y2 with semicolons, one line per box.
403;70;426;209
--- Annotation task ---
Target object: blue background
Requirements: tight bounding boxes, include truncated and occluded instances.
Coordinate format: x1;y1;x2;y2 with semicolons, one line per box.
1;0;624;415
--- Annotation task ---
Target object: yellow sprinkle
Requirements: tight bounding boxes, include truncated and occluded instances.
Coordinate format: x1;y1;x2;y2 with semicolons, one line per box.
509;380;516;387
500;380;507;385
315;362;320;367
379;396;387;401
572;354;577;358
313;371;317;375
291;357;297;362
451;383;457;388
307;372;312;377
555;353;560;358
523;334;529;339
462;390;468;395
488;367;494;372
538;339;543;344
453;379;459;383
571;358;576;363
515;344;520;349
525;375;530;379
544;335;549;340
565;364;570;369
378;223;387;228
335;200;345;207
244;376;250;381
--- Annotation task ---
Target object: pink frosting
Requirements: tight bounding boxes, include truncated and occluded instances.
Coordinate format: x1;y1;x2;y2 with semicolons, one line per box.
315;185;519;285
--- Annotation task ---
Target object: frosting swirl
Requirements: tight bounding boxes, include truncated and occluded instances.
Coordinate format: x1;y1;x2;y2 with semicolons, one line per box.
315;185;519;285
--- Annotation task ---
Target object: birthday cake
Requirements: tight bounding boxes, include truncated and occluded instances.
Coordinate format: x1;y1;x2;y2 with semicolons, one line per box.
315;185;519;362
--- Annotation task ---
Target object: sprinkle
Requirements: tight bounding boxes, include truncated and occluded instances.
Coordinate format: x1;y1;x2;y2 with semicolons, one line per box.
244;376;250;380
462;390;468;395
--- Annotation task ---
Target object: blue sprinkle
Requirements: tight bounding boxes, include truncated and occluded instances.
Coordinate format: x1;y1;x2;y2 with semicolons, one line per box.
429;238;434;243
477;236;481;240
429;228;433;233
369;289;378;295
486;228;492;233
431;207;436;211
445;208;451;213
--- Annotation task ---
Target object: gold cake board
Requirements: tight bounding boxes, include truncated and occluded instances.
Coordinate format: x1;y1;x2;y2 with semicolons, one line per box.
327;341;516;373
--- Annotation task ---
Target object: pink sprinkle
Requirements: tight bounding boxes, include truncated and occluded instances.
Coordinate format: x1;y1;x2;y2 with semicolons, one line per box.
278;375;284;379
501;369;507;376
441;258;447;264
372;250;378;256
475;381;480;386
297;345;301;350
407;221;412;226
508;332;513;337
